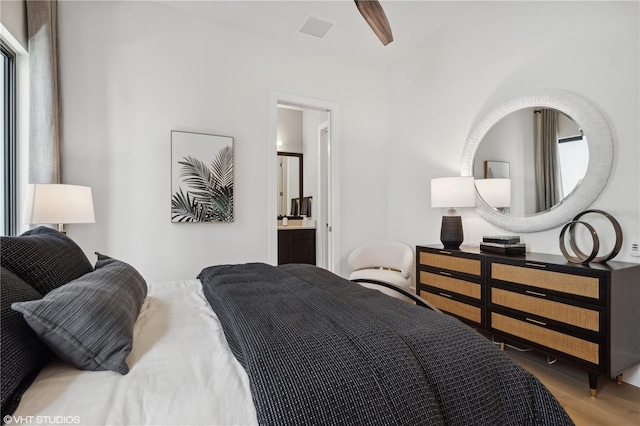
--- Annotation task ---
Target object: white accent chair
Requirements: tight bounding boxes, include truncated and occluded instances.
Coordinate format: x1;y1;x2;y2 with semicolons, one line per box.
347;241;414;300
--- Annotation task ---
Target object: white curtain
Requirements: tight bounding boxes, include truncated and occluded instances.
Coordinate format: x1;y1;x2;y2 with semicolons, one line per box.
27;0;61;184
534;109;563;212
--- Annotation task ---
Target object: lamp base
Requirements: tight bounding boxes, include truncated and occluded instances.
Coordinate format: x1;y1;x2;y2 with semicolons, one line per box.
440;215;464;249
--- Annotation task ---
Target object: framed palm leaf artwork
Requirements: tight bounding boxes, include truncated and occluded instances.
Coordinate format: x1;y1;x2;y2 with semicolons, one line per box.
171;131;234;223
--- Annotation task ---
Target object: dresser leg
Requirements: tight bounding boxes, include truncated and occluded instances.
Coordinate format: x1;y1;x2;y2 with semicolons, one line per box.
616;374;623;384
500;342;505;351
588;373;598;397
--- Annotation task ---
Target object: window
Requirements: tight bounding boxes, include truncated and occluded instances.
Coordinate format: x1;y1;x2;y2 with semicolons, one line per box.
1;40;17;236
558;134;589;198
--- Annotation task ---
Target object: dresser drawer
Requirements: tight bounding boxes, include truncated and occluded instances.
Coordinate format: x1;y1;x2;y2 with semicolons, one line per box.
421;291;482;325
491;312;600;365
419;251;481;276
420;271;481;300
490;262;601;301
491;287;601;332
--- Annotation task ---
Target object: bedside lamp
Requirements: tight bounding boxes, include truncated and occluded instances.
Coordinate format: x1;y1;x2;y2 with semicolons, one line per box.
23;184;95;233
431;177;476;249
475;178;511;212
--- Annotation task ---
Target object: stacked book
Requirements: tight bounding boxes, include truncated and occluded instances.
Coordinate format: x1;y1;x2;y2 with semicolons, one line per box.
480;236;526;255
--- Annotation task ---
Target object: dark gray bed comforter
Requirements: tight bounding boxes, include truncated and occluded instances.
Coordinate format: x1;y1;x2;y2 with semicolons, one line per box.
198;262;573;426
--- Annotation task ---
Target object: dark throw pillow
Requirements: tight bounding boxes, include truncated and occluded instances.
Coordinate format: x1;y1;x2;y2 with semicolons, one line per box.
1;268;52;418
0;226;93;295
11;255;147;375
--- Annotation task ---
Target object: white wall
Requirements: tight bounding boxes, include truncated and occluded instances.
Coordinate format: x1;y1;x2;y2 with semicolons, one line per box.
388;1;639;385
58;0;389;281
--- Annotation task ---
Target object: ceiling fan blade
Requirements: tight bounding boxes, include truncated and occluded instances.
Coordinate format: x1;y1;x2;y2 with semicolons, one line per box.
354;0;393;46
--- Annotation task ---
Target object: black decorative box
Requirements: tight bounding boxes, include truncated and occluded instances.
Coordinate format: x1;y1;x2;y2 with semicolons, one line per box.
480;242;526;255
482;235;521;245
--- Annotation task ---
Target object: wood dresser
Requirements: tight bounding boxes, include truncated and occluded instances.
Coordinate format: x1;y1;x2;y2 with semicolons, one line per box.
416;244;640;396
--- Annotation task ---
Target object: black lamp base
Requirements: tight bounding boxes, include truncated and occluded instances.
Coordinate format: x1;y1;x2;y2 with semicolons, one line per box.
440;215;464;249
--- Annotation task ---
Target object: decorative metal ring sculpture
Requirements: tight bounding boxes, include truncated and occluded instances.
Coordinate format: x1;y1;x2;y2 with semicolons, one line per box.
559;209;622;263
559;220;600;263
569;209;623;262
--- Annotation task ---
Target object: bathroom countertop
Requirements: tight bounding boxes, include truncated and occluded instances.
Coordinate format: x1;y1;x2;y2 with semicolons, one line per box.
277;219;316;230
278;224;316;230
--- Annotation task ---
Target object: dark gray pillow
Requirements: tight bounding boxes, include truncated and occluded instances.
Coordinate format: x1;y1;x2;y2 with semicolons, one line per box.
0;226;93;295
11;255;147;375
1;268;52;418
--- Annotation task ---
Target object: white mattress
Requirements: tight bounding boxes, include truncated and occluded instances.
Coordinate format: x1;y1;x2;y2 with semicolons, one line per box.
12;280;258;426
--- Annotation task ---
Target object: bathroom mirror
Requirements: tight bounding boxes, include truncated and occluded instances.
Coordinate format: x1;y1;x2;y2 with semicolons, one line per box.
277;152;303;217
461;90;613;233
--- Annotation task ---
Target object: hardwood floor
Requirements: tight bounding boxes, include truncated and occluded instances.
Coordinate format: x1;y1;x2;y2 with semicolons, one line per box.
506;348;640;425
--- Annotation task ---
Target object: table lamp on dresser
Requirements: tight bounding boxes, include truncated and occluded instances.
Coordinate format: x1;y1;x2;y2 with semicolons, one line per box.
431;176;476;249
22;183;95;233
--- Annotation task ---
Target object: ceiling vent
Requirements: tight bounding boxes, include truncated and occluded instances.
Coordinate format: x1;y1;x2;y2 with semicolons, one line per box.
297;14;337;39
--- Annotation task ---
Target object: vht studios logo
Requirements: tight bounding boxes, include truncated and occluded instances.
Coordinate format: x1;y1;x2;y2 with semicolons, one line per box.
3;416;81;425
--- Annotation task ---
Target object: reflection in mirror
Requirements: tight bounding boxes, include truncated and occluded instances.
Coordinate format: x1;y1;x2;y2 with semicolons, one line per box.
485;161;510;179
473;107;588;217
277;152;303;217
475;178;511;213
557;131;588;198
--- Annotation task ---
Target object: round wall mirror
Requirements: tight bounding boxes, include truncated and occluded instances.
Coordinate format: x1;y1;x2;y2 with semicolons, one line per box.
460;90;613;233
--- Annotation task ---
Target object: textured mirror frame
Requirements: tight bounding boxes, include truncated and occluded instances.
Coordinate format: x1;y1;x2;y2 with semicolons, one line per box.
460;90;613;233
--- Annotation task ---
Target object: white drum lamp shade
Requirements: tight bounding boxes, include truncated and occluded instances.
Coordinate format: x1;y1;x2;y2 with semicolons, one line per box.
431;177;476;249
23;184;95;232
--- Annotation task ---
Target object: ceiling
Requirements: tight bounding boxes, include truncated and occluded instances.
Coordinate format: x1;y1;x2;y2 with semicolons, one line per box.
158;0;480;65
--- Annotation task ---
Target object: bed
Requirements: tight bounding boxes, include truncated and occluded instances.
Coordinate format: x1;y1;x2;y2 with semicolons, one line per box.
1;227;573;425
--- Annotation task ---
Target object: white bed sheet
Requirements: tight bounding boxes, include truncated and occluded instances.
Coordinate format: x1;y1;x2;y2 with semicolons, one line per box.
11;280;258;426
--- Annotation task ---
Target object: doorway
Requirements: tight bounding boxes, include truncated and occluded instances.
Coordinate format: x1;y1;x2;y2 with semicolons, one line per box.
268;91;340;273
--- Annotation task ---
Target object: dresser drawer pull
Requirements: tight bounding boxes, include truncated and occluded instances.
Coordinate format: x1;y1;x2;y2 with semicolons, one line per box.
525;290;547;297
439;293;453;298
439;250;452;255
525;262;547;268
439;271;452;276
526;317;547;326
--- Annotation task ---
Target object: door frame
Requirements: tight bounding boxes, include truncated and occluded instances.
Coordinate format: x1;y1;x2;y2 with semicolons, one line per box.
268;90;341;273
317;121;330;270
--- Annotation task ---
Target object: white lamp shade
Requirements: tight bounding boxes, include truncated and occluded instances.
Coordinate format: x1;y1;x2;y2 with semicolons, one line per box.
475;179;511;208
23;184;95;225
431;177;476;208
